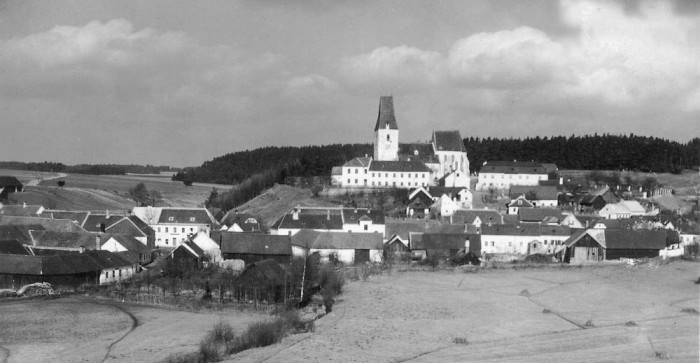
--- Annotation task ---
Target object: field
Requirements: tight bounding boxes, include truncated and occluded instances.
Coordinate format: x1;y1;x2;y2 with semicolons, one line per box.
0;169;233;209
237;184;338;227
1;261;697;362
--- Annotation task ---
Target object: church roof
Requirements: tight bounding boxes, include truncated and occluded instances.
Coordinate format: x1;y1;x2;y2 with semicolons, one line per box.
374;96;398;131
369;161;431;172
343;157;372;168
432;131;465;152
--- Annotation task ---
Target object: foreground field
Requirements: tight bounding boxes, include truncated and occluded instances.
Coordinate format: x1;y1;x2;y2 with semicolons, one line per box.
1;262;697;362
236;261;699;362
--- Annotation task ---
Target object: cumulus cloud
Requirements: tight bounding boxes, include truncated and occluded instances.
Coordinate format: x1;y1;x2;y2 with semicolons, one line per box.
340;0;700;113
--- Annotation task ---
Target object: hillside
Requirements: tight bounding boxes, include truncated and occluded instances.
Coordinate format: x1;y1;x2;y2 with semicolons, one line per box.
235;184;338;228
9;186;135;211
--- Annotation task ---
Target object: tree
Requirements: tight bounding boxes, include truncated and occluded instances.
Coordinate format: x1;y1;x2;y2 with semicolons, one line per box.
56;180;65;187
204;188;219;208
182;180;193;187
129;182;163;206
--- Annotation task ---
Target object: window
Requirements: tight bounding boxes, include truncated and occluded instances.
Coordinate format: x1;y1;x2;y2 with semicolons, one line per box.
355;179;358;183
508;242;512;247
157;227;161;232
168;216;174;221
190;228;194;232
165;227;169;232
364;225;368;231
372;181;375;186
372;173;375;177
393;173;396;177
387;135;390;141
400;173;403;178
385;173;388;177
355;169;359;174
119;270;122;277
347;179;350;183
491;242;494;246
165;239;169;245
189;217;195;222
182;228;185;233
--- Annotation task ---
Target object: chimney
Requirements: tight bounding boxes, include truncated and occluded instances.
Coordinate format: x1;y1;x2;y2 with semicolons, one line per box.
106;209;110;219
327;209;330;221
292;206;299;220
95;235;101;250
79;245;85;254
559;177;563;185
23;201;27;208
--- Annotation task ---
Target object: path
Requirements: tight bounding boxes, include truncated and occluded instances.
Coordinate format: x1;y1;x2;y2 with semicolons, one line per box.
25;172;67;186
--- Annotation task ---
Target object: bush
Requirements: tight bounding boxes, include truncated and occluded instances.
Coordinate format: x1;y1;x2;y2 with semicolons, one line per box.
422;254;442;268
317;265;344;312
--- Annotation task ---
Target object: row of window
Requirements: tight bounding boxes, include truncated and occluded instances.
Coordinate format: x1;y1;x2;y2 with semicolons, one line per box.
482;239;565;247
346;179;427;188
482;174;546;179
157;227;196;233
157;237;185;245
346;169;428;179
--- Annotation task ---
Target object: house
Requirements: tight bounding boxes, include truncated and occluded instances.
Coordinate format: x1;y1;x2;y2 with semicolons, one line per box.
169;241;205;269
517;208;564;224
451;209;504;229
189;231;223;263
559;229;667;262
79;212;155;247
46;211;90;226
100;234;153;265
507;195;534;215
480;224;571;257
219;210;262;233
509;185;559;208
430;194;460;218
409;233;480;261
338;96;470;189
132;207;218;248
429;186;473;209
218;232;291;265
0;249;135;288
578;186;618;212
384;235;410;261
0;203;45;217
406;187;433;218
270;207;385;237
0;176;23;202
476;161;553;191
598;201;650;219
291;230;383;264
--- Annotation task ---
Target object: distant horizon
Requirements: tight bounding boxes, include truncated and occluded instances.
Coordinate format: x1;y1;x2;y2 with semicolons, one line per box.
1;132;697;169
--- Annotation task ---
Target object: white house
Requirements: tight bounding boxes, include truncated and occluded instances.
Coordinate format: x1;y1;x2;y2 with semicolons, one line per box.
430;194;460;218
190;231;223;263
480;224;571;256
132;207;218;248
507;195;534;215
476;161;553;191
270;207;385;237
292;229;383;264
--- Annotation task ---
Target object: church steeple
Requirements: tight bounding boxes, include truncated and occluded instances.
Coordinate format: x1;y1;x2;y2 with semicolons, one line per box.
374;96;399;161
374;96;398;131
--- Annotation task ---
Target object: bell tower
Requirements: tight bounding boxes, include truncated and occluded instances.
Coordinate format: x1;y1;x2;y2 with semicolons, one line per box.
373;96;399;161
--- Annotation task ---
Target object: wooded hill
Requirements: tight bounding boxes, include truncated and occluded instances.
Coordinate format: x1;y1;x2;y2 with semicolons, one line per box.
174;135;699;185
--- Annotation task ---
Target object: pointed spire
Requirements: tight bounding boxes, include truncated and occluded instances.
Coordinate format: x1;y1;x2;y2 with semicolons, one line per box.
374;96;398;131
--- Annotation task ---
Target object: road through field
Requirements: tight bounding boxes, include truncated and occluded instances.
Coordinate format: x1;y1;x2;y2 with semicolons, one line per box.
234;262;699;362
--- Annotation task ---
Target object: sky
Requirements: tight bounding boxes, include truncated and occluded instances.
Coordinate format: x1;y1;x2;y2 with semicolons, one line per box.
0;0;698;167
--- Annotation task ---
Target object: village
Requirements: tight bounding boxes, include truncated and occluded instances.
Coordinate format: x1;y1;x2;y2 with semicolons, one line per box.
0;97;698;362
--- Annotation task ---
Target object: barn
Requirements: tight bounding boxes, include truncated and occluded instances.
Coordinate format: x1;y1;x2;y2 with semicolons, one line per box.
410;233;480;261
219;233;292;265
559;229;667;262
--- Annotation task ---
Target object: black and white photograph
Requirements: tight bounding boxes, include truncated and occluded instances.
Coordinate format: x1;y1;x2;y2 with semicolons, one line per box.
0;0;699;362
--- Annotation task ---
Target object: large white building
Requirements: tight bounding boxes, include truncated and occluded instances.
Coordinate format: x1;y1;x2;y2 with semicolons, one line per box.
338;96;470;189
132;207;218;248
475;161;554;191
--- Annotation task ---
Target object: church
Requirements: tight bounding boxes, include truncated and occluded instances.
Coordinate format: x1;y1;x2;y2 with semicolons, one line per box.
334;96;470;189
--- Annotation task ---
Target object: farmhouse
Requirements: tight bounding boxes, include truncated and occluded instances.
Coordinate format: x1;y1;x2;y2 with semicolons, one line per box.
476;161;554;191
270;206;385;237
218;232;292;265
291;229;383;264
132;207;218;248
337;96;470;189
559;229;667;262
79;212;155;247
480;224;571;256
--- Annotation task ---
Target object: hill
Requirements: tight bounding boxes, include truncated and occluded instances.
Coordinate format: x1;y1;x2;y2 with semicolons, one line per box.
235;184;338;228
9;186;135;211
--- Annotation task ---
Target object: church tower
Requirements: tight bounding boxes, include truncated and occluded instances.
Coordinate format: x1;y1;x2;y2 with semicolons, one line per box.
374;96;399;161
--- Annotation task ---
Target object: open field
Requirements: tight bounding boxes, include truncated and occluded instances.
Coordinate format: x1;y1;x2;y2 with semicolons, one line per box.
0;169;233;209
0;297;267;363
1;262;697;362
237;184;338;227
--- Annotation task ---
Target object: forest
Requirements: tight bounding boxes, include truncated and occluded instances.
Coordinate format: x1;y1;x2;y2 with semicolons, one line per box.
0;162;177;175
174;135;699;185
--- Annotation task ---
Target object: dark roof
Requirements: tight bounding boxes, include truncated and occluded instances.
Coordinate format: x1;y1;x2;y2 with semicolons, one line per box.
385;219;444;240
411;233;471;250
0;239;30;255
481;224;570;236
219;211;262;232
105;216;154;236
509;186;560;201
103;234;150;253
428;187;468;198
369;160;431;172
48;211;90;225
292;230;383;250
604;229;667;250
374;96;398;131
398;143;438;163
237;259;287;284
125;215;155;234
518;208;564;223
0;176;23;187
219;233;292;255
480;161;549;175
82;214;126;233
0;224;44;243
342;208;384;225
30;231;100;249
432;131;465;152
0;250;130;275
451;210;504;225
157;208;216;225
271;208;344;230
0;216;84;232
184;241;205;257
343;157;372;168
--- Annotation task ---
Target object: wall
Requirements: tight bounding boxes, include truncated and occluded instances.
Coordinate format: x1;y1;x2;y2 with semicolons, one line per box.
476;173;546;190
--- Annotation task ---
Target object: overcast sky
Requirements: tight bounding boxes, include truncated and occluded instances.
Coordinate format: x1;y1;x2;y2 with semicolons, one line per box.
0;0;698;167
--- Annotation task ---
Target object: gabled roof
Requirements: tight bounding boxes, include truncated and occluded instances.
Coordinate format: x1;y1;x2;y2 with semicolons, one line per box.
0;250;131;275
342;208;384;225
0;224;44;243
219;233;292;255
432;131;465;152
480;161;548;175
399;143;438;163
411;233;471;250
103;234;150;254
0;176;23;187
47;211;90;226
30;230;99;249
292;230;383;250
0;239;30;255
331;166;343;176
508;196;535;209
82;214;126;233
599;203;633;215
0;216;84;232
0;204;43;216
220;211;262;232
428;187;468;199
343;157;372;168
374;96;398;131
385;219;444;241
619;200;646;214
369;160;431;172
451;210;504;225
518;208;563;223
604;229;667;250
271;207;344;230
157;208;216;225
509;186;560;201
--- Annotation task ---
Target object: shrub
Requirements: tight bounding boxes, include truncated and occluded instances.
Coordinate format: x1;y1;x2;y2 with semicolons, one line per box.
453;337;468;345
422;254;442;268
208;321;235;343
317;265;344;312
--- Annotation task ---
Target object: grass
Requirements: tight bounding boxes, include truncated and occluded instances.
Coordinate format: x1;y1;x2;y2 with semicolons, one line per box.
162;310;314;363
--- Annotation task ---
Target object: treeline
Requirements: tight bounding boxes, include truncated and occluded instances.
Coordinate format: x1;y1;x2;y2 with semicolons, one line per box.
0;162;177;175
465;135;699;174
172;144;372;185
